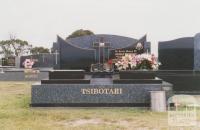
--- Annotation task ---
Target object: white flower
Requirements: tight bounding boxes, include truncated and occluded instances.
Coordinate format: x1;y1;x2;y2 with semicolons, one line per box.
115;52;160;70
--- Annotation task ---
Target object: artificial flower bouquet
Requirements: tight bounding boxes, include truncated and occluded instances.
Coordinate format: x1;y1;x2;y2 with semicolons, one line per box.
115;53;160;70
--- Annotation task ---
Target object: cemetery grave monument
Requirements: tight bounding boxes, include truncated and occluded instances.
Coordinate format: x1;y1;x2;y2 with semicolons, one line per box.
31;34;173;107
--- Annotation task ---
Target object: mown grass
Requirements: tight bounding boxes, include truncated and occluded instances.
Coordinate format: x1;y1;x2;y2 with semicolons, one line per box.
0;82;199;130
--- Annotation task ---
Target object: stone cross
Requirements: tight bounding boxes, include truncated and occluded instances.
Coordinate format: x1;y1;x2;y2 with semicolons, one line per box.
55;50;59;65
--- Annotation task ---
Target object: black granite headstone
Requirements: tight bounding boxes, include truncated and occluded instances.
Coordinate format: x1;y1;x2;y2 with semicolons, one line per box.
42;70;90;84
158;37;194;70
52;35;150;71
49;70;85;79
119;70;156;79
113;79;162;84
41;79;90;84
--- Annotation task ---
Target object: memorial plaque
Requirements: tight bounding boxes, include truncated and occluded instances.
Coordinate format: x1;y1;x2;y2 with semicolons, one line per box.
114;49;136;59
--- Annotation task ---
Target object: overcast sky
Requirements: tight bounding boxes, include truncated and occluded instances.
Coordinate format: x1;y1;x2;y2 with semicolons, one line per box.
0;0;200;54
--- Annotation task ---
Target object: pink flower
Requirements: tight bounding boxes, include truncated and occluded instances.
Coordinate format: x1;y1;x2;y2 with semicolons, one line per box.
23;59;35;69
115;53;160;70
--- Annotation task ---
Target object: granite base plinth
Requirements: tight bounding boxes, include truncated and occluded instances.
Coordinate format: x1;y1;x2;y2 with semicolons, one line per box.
41;79;90;84
31;82;173;107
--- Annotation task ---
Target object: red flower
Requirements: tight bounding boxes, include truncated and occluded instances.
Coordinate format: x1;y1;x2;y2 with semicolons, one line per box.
108;59;113;65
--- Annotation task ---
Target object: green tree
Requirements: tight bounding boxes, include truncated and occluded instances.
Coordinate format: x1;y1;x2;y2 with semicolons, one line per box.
0;36;31;57
66;29;94;39
31;47;50;55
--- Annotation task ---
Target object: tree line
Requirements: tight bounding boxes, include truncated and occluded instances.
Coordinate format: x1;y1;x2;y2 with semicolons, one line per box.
0;29;94;58
0;35;49;58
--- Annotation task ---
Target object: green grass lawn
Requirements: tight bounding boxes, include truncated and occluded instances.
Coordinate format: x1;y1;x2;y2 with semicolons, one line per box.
0;82;199;130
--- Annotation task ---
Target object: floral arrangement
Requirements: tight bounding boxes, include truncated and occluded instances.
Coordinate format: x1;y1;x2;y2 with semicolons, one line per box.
115;53;160;70
23;59;35;69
